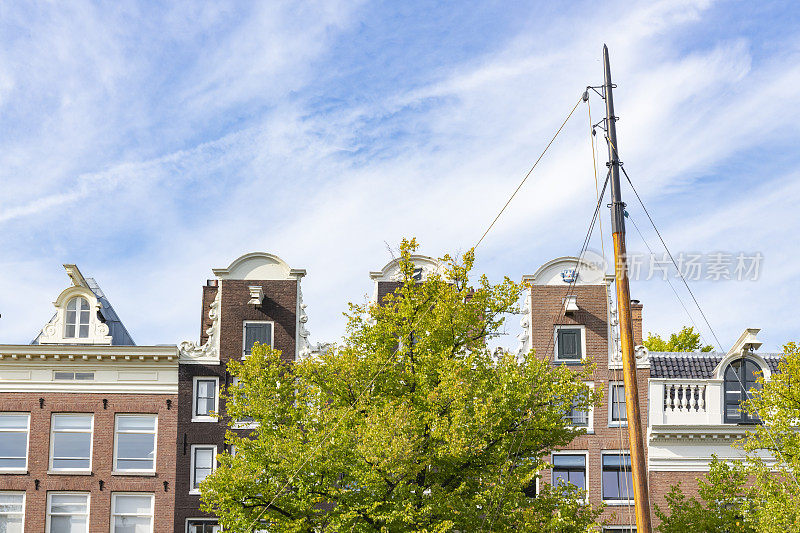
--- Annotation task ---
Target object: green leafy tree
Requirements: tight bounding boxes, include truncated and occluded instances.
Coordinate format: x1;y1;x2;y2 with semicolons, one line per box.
654;457;755;533
733;341;800;531
643;326;713;352
200;239;603;532
656;342;800;532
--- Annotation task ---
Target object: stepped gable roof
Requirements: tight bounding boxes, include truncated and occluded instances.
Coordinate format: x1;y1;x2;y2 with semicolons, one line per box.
650;351;783;379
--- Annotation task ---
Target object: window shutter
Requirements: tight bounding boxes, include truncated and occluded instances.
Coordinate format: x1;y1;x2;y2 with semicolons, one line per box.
245;323;273;355
558;329;581;360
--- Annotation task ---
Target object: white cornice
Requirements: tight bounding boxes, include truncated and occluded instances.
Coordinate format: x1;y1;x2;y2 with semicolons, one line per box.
649;424;751;444
0;344;177;362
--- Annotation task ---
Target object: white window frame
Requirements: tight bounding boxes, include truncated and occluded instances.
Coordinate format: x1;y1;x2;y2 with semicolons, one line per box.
242;320;274;358
608;382;628;427
230;377;258;429
186;518;221;533
49;413;93;473
603;526;636;532
110;492;154;533
565;382;594;434
0;491;25;530
113;414;158;475
550;450;589;502
192;377;220;422
553;325;586;363
64;296;91;339
0;413;30;473
601;450;634;505
189;445;217;495
46;491;90;533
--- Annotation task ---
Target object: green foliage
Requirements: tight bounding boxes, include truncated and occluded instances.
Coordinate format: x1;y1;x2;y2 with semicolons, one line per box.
656;342;800;532
735;341;800;531
643;326;713;352
654;458;755;533
200;238;604;532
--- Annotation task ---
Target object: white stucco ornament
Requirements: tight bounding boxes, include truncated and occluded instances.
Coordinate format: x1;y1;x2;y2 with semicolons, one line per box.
179;289;221;364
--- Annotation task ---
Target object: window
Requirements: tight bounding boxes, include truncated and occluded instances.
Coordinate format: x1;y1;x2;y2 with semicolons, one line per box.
65;297;91;339
602;453;633;502
230;378;257;428
551;453;587;492
111;493;153;533
609;383;627;426
0;492;24;533
187;520;221;533
114;415;157;473
724;358;762;424
50;414;93;472
555;326;584;362
46;492;89;533
243;321;273;356
564;383;594;432
190;445;217;493
0;413;29;471
53;371;94;381
192;377;219;421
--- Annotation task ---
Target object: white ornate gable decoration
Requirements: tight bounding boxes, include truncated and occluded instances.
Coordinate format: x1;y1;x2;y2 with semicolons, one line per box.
179;289;221;365
213;252;306;281
37;265;113;345
297;285;312;359
369;254;444;283
712;328;770;380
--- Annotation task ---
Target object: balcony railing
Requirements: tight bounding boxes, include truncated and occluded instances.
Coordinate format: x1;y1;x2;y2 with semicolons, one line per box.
649;379;723;426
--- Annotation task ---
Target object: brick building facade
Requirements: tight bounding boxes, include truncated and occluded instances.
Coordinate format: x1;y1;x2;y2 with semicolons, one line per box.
173;252;307;533
0;265;178;532
1;254;778;532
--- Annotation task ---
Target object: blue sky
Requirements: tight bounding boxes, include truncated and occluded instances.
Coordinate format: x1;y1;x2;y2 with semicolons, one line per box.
1;0;799;352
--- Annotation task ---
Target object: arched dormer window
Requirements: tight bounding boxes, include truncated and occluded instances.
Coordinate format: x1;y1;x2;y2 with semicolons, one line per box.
724;358;762;424
65;296;91;338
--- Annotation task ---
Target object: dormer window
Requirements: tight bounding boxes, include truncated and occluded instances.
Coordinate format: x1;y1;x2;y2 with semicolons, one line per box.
65;297;91;338
724;358;762;424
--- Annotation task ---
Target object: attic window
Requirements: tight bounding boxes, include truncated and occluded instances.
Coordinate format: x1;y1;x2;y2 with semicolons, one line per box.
65;297;91;338
54;371;95;381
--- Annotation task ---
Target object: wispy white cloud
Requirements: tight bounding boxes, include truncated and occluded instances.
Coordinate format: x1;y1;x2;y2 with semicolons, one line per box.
1;0;798;354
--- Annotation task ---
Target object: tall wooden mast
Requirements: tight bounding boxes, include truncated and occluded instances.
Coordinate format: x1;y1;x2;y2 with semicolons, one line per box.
603;44;653;533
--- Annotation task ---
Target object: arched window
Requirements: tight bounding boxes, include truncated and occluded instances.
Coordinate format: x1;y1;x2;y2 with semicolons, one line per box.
65;297;91;338
724;358;762;424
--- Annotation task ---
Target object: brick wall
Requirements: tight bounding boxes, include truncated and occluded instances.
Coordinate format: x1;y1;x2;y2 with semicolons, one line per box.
0;391;177;532
174;278;298;531
530;283;649;528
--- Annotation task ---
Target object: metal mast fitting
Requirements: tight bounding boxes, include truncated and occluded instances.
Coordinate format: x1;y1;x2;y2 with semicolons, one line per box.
603;44;653;533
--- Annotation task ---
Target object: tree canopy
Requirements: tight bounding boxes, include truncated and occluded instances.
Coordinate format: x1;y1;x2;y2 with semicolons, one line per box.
643;326;714;352
656;342;800;532
200;239;603;532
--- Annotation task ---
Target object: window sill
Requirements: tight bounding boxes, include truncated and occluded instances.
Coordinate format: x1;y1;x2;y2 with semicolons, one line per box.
112;471;156;477
0;469;28;475
553;359;586;365
608;422;628;428
192;417;219;423
48;470;92;475
603;499;634;506
189;489;202;495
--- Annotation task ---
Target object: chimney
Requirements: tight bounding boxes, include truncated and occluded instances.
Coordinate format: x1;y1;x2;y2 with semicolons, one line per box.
630;299;643;346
